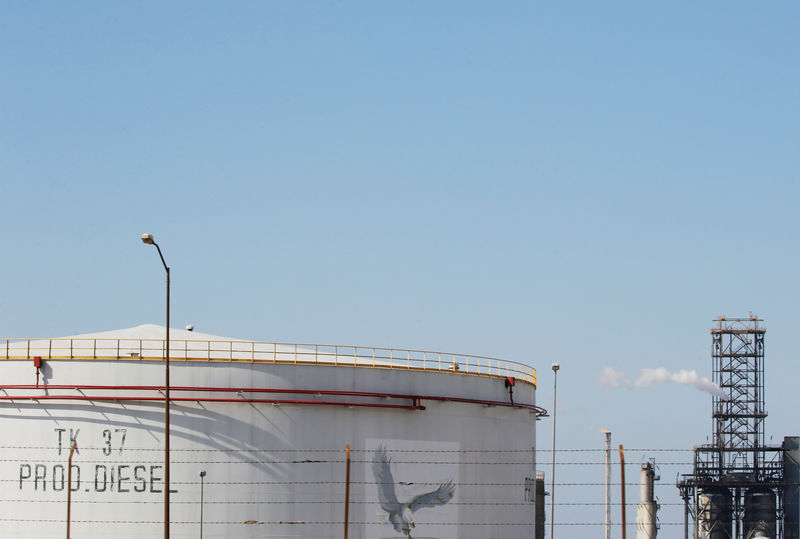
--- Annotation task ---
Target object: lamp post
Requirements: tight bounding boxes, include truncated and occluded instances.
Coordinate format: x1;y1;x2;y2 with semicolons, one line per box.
141;233;171;539
199;470;206;539
549;362;560;539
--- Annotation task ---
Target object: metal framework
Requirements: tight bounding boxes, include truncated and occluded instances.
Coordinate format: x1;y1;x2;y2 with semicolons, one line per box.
678;316;786;539
712;316;767;474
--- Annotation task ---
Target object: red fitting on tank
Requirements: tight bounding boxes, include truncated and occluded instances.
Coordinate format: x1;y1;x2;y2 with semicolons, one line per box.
504;377;515;404
33;357;43;387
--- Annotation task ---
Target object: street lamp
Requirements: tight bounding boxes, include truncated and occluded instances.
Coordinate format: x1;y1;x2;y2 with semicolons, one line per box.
199;471;206;539
550;362;560;539
141;233;171;539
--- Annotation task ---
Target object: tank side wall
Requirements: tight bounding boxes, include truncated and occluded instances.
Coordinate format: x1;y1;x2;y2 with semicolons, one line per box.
0;359;537;538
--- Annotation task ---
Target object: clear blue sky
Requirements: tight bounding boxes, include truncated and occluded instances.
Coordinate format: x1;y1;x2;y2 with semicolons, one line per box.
2;2;799;534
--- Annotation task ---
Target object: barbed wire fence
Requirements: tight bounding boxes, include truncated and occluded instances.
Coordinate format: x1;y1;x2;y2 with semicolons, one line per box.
540;447;689;534
0;444;721;537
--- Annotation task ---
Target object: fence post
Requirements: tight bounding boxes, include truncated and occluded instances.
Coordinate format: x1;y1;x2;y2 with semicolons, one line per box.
343;445;351;539
66;441;78;538
619;444;626;539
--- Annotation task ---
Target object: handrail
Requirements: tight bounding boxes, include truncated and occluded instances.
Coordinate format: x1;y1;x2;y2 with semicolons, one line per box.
0;338;537;386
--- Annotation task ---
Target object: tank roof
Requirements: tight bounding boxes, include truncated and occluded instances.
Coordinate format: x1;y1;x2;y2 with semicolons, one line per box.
61;323;243;343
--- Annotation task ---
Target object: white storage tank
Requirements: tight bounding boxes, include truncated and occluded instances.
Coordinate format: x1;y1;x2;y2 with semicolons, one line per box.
744;488;777;539
698;488;733;539
0;325;542;538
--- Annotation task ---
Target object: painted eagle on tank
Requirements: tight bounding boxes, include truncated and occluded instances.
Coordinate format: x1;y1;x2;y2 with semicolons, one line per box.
372;445;455;539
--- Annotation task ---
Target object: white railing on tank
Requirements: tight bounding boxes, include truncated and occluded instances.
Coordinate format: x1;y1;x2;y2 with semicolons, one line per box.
0;338;537;386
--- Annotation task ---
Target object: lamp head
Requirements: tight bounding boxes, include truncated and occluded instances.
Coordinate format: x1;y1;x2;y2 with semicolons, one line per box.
141;233;155;244
200;470;206;478
551;363;560;372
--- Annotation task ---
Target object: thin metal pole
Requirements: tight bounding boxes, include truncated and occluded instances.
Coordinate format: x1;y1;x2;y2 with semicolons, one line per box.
66;441;77;539
602;430;611;539
684;495;689;539
693;447;698;539
344;445;351;539
549;363;559;539
199;471;206;539
619;444;626;539
144;236;171;539
164;259;170;539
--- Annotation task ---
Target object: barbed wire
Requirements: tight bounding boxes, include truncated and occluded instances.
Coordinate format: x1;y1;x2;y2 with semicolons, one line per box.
0;498;693;507
0;517;705;527
2;458;536;464
0;514;696;526
1;443;786;532
0;445;696;452
0;458;709;466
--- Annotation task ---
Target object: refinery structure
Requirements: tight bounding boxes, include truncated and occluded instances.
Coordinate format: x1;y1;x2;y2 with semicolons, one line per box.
4;314;800;537
0;325;544;537
678;316;799;539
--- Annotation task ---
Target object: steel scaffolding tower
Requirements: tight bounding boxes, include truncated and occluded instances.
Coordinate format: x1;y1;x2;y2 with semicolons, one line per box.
712;316;767;476
677;316;793;539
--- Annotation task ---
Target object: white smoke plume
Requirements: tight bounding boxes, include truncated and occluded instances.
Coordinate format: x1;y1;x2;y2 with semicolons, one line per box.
633;367;726;398
597;367;630;388
598;366;727;398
